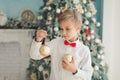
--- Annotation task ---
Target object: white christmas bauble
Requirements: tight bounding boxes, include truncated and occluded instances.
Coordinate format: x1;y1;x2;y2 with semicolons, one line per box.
0;12;7;26
82;0;87;4
56;8;61;13
95;38;101;43
63;54;72;62
47;16;52;20
37;15;43;20
85;12;92;18
38;65;44;71
87;36;91;41
39;45;50;56
47;6;52;11
99;50;104;54
83;26;87;29
84;20;89;25
54;27;59;31
92;18;96;23
94;65;99;70
81;9;84;14
91;30;94;34
73;0;80;4
91;35;95;39
97;54;101;59
96;22;101;27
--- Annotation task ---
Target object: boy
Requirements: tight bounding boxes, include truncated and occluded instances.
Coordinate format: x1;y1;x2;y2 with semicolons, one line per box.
30;9;93;80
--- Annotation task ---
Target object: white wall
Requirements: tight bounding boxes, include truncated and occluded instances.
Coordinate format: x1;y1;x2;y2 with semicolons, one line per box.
103;0;120;80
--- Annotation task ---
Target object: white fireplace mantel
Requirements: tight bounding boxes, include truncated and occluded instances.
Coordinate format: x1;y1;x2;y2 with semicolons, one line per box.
0;29;35;80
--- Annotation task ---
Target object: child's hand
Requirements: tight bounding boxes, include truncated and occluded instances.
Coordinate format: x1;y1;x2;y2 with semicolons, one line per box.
62;56;77;74
36;29;47;42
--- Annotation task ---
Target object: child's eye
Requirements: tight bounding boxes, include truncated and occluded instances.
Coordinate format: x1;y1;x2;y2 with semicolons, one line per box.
66;28;70;31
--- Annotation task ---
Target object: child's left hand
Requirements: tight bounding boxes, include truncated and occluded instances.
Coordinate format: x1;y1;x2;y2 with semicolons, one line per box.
62;56;77;74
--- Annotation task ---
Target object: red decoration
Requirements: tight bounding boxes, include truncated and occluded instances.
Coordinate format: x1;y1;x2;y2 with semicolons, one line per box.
57;13;62;17
86;28;91;36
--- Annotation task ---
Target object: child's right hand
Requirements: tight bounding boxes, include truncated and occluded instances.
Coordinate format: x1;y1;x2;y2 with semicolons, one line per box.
36;29;47;42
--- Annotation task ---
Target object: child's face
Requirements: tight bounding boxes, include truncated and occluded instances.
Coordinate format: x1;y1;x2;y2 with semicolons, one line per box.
59;19;80;42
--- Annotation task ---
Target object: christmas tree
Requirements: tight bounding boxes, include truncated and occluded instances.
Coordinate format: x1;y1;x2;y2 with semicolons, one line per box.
27;0;108;80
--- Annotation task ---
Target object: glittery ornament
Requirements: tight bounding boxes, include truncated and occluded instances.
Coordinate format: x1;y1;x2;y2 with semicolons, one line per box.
84;20;89;25
82;0;87;4
92;18;96;23
95;38;101;43
91;35;95;39
47;6;52;11
63;54;73;62
39;38;50;56
37;15;43;20
56;8;61;13
38;65;44;71
94;65;99;70
54;27;59;31
85;12;92;17
96;22;101;27
87;36;91;41
73;0;80;4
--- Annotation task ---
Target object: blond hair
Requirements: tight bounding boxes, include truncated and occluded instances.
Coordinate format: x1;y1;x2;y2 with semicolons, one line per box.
58;9;82;26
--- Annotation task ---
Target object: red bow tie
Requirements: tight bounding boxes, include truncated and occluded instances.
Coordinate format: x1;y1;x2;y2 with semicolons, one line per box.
64;40;76;47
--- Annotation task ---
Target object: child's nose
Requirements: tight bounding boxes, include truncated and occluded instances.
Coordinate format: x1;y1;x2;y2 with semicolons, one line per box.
62;30;66;35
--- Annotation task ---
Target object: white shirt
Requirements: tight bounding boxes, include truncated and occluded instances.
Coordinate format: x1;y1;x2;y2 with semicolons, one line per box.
30;37;93;80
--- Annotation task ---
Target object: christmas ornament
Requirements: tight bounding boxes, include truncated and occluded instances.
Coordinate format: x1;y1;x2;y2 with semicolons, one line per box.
99;50;104;54
86;27;91;36
97;54;101;59
87;36;91;41
85;12;92;18
94;65;99;70
47;16;52;20
82;0;87;4
96;22;101;27
91;30;94;34
75;4;83;14
95;38;101;44
0;12;7;26
56;8;61;13
37;15;43;20
39;38;50;56
89;3;97;15
63;54;73;62
30;72;37;80
54;27;59;31
84;20;89;25
38;65;44;71
47;6;52;11
91;35;95;39
92;18;96;23
73;0;80;4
